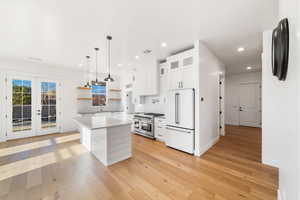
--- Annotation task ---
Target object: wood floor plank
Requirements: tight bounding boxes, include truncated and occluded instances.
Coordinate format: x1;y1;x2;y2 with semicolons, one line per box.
0;125;278;200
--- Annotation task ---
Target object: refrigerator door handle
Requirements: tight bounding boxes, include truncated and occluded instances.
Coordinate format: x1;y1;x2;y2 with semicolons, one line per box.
166;126;192;133
175;93;180;124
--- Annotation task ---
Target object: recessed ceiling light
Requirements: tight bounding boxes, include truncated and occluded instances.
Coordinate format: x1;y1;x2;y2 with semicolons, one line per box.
27;57;43;62
117;64;123;67
246;66;252;70
237;47;245;52
161;42;167;47
143;49;152;54
78;63;83;67
135;55;139;59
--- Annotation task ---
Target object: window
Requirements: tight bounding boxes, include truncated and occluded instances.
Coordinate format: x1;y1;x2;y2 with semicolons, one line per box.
92;82;106;106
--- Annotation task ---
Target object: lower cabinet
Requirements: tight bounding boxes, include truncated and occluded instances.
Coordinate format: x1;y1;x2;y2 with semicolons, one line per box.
154;117;166;142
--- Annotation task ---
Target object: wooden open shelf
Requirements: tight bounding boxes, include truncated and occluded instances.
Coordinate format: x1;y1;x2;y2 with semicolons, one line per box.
77;98;92;100
108;98;121;101
77;87;92;90
109;89;122;92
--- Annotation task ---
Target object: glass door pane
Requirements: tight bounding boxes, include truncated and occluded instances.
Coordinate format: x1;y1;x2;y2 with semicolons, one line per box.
41;82;57;129
37;80;60;135
12;79;32;132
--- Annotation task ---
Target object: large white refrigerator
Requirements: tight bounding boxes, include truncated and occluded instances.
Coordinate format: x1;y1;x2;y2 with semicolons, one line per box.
166;88;195;154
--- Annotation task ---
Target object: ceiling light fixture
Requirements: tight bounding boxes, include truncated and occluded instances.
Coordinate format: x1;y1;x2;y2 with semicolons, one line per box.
27;57;43;62
161;42;167;47
93;48;102;85
84;55;91;88
104;35;114;82
237;47;245;52
246;66;252;70
135;55;139;59
117;63;123;67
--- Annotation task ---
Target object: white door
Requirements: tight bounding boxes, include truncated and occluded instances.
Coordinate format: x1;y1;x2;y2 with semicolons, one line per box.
36;79;61;136
239;83;261;127
6;75;61;139
7;75;37;139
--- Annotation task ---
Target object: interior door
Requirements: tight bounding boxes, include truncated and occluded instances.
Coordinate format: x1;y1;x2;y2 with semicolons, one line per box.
239;83;261;127
36;79;61;135
7;75;37;139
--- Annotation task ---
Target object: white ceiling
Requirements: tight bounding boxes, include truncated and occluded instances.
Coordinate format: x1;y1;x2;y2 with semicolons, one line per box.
0;0;278;74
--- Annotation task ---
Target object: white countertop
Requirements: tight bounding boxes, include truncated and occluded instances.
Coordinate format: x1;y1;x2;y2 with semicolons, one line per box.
73;116;132;130
77;111;124;115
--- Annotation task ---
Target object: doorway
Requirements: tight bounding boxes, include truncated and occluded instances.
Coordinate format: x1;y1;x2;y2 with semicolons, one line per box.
239;82;261;127
5;74;61;140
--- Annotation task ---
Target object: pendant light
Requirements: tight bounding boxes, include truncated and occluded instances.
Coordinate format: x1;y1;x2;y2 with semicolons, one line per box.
104;35;114;82
94;47;102;85
84;55;91;88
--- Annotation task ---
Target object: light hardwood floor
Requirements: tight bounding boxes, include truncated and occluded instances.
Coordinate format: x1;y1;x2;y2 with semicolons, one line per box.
0;125;278;200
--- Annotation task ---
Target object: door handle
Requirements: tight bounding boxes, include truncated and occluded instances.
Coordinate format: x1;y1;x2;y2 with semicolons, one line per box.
166;126;191;133
175;93;180;124
239;107;243;111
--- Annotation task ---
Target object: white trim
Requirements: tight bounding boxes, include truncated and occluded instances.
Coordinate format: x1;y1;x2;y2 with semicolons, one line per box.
0;72;5;141
199;136;219;156
4;74;64;140
194;133;200;156
262;157;280;168
277;189;286;200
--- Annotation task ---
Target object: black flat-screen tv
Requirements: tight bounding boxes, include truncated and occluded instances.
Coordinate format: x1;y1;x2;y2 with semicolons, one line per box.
272;18;289;81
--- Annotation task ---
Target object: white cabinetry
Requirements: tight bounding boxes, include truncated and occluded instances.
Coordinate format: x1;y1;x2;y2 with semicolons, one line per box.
132;55;159;104
159;62;169;105
154;117;166;142
167;49;195;90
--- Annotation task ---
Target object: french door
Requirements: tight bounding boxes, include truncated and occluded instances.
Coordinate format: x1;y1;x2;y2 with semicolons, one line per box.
6;75;61;140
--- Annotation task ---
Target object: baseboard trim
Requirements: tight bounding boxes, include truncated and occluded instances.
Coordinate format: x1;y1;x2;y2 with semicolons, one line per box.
277;189;285;200
199;136;219;156
262;157;280;168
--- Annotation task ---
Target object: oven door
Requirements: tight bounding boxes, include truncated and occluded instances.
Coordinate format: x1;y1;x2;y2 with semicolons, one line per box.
140;120;152;133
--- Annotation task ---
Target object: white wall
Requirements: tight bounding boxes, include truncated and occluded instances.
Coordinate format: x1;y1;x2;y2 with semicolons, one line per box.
0;57;84;140
225;72;262;125
194;41;225;156
262;0;300;199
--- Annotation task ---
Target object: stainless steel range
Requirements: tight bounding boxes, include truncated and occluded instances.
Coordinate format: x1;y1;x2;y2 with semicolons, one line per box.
133;113;164;139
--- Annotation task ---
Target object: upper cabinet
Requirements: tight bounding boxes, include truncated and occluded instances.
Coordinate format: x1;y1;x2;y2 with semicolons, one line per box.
167;49;195;90
131;54;159;104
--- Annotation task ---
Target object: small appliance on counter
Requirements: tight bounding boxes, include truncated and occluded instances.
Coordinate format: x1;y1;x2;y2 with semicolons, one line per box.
166;88;195;154
133;113;164;139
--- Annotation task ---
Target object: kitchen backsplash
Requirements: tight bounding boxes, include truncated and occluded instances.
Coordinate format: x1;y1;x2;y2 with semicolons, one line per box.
77;100;123;113
135;95;167;114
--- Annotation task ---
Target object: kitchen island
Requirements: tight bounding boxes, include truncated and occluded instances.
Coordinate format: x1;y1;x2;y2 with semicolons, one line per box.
74;116;132;166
